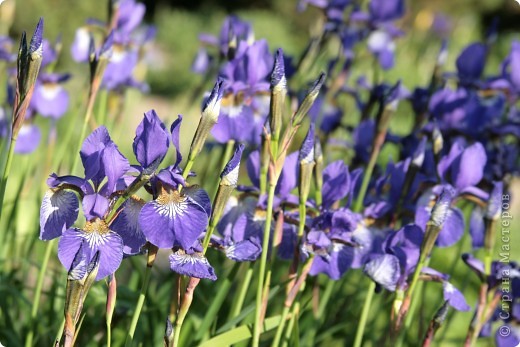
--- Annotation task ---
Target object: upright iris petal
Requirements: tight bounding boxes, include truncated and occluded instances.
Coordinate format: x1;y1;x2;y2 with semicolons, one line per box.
133;110;170;173
139;186;210;249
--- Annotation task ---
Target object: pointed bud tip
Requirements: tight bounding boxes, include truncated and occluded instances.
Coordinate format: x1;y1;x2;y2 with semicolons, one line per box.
430;187;455;227
220;143;245;185
299;123;316;164
100;31;114;58
271;48;286;89
29;17;44;54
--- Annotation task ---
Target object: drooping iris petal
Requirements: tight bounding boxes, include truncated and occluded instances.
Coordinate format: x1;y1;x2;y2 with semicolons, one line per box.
322;160;350;208
58;224;124;281
133;109;170;172
40;189;79;241
110;196;146;255
364;254;400;291
436;206;464;247
139;188;209;249
310;243;354;280
184;186;212;217
225;239;262;262
443;282;470;311
169;250;217;280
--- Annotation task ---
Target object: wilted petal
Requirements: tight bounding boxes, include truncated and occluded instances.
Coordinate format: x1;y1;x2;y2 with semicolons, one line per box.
169;250;217;280
40;189;79;240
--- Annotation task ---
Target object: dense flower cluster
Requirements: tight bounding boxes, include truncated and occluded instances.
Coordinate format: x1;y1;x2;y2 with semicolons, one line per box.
16;0;518;346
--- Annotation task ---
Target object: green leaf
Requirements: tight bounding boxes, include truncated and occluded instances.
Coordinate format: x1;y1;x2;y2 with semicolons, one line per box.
199;315;285;347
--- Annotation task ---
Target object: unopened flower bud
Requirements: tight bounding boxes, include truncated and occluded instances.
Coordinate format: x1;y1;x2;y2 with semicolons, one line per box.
292;72;326;127
485;181;502;221
189;79;224;161
299;124;315;206
429;187;454;227
432;125;443;156
269;48;286;141
412;137;426;168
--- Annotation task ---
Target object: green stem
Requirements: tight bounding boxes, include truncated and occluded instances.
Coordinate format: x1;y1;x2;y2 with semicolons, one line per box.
253;183;277;347
55;317;65;346
273;306;291;347
25;239;55;347
107;320;112;347
353;280;376;347
125;263;152;347
195;263;240;341
182;157;195;180
228;264;254;325
97;89;109;126
71;89;98;174
352;143;379;213
0;136;16;219
282;303;299;347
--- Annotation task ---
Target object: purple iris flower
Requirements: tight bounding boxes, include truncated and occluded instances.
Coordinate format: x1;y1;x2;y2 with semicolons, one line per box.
132;109;170;174
364;253;401;291
305;208;374;280
212;39;274;145
414;139;489;247
192;47;211;74
367;29;397;70
245;150;299;202
40;126;132;280
14;121;41;154
0;36;16;62
213;196;263;262
368;0;405;23
170;242;217;281
455;42;487;85
31;73;70;119
137;115;212;250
